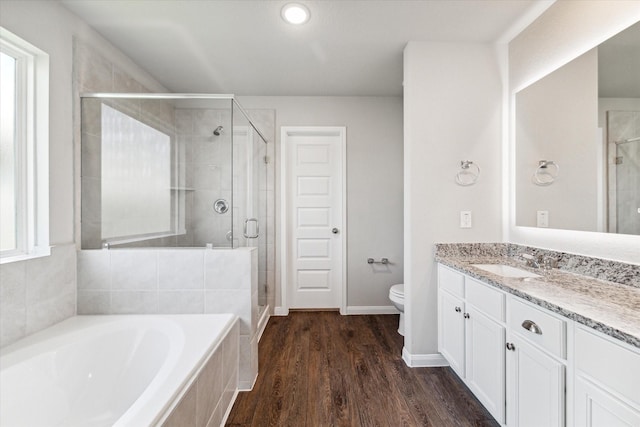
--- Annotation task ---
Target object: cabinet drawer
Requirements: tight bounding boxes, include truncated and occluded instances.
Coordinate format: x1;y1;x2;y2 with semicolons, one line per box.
575;326;640;408
466;277;505;321
508;298;566;359
438;264;464;297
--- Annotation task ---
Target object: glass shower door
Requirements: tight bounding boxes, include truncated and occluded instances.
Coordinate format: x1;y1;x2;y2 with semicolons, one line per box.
232;103;269;311
615;136;640;235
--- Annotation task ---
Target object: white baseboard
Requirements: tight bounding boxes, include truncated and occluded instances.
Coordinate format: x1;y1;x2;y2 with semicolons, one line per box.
221;388;239;425
257;306;270;342
274;306;289;316
402;347;450;368
345;305;400;315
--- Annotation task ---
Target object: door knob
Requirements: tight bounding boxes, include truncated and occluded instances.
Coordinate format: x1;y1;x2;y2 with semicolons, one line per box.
332;228;339;234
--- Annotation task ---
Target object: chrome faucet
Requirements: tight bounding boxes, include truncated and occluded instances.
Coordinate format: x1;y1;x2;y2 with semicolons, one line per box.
523;253;557;272
522;253;541;268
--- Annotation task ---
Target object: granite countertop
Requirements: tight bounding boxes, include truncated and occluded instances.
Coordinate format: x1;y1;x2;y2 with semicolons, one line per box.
435;254;640;349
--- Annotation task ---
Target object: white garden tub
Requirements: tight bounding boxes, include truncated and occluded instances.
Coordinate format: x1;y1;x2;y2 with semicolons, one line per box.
0;314;238;427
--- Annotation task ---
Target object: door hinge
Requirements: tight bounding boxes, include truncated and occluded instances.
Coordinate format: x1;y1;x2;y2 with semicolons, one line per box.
615;156;623;165
264;155;270;164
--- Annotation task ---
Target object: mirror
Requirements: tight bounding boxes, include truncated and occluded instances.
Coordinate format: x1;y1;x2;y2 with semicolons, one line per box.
515;20;640;235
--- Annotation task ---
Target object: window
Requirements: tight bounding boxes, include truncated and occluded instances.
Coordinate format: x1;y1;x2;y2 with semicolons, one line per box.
101;104;173;241
0;27;49;263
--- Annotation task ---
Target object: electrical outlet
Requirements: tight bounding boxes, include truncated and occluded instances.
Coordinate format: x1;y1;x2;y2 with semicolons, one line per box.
460;211;472;228
537;210;549;228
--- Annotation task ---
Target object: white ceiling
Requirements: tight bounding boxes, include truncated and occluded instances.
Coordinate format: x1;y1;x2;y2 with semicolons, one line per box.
60;0;539;96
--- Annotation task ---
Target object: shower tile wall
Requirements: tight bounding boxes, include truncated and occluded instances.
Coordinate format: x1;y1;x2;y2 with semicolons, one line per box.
607;110;640;234
75;38;151;248
175;108;233;247
75;37;276;314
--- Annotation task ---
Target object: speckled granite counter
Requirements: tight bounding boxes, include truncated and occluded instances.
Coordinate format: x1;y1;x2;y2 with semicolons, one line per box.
435;243;640;349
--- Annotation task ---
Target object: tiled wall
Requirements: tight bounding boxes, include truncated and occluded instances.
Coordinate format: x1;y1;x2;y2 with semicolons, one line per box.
74;38;275;312
174;107;234;248
77;247;258;388
162;320;239;427
0;245;76;347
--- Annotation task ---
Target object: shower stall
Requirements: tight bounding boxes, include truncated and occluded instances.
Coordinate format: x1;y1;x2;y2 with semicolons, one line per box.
79;94;273;314
606;110;640;235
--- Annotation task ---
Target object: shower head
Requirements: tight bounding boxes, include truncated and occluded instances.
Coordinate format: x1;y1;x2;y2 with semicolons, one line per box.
213;126;224;136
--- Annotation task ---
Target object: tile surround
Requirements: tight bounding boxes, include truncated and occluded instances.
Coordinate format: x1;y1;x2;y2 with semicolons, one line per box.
162;323;239;427
77;247;258;388
0;244;77;348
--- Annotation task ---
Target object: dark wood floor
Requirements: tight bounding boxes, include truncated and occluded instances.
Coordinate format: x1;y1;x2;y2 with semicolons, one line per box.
226;311;499;427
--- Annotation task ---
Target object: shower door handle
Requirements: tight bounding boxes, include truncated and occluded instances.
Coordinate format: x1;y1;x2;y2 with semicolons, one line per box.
243;218;259;239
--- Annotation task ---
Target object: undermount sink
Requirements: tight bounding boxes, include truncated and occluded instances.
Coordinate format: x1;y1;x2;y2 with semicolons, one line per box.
471;264;542;279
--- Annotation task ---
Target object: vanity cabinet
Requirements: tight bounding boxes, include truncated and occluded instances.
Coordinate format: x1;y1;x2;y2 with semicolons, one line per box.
437;265;506;424
573;326;640;427
437;262;640;427
505;297;567;427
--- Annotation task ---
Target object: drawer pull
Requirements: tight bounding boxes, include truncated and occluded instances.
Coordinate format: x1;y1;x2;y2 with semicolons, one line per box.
506;342;516;351
455;307;462;313
522;320;543;335
463;313;470;319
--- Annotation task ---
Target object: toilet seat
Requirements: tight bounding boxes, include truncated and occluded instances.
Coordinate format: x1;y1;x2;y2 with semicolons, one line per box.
389;284;404;299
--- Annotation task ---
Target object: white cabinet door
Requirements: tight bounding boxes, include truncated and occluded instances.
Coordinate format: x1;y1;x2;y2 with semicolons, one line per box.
575;376;640;427
465;306;506;424
439;290;466;377
506;333;565;427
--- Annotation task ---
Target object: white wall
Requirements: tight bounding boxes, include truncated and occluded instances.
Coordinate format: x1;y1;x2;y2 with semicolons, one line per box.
403;42;503;361
237;96;404;311
508;0;640;264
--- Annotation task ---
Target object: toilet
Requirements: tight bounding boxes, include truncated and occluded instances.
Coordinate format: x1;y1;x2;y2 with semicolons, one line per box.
388;284;405;336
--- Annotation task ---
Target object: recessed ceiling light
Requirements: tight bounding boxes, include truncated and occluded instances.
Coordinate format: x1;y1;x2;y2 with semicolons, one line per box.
281;3;310;25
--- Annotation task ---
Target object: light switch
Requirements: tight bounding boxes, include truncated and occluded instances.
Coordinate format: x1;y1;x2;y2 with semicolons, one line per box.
537;210;549;228
460;211;472;228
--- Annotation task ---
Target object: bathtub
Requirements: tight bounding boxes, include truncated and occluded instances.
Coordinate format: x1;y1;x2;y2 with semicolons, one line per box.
0;314;239;427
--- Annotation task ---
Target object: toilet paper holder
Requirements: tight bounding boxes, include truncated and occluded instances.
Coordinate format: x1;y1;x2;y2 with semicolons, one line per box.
368;258;389;264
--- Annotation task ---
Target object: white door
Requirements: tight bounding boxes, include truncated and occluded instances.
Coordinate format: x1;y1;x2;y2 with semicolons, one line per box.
282;127;345;310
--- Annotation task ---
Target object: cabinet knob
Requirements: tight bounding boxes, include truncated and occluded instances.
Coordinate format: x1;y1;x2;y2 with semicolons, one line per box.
455;307;462;313
463;313;470;319
506;342;516;351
